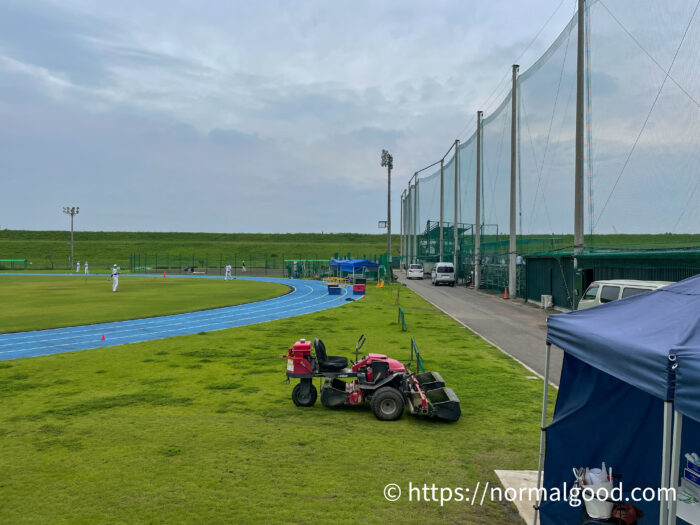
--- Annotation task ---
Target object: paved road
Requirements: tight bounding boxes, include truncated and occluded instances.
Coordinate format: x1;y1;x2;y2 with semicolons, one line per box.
0;275;356;361
398;273;563;387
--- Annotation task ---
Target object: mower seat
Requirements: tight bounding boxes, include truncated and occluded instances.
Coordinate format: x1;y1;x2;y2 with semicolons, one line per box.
314;338;348;372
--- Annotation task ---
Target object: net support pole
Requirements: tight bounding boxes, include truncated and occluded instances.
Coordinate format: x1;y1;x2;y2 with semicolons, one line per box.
574;0;585;256
667;410;683;525
509;64;519;300
533;343;551;525
475;110;483;290
439;159;444;262
660;400;673;524
453;139;460;279
413;174;418;264
400;191;405;269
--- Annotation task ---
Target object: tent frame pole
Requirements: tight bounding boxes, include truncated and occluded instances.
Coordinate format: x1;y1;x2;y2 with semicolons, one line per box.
533;342;551;525
667;410;683;525
660;401;673;524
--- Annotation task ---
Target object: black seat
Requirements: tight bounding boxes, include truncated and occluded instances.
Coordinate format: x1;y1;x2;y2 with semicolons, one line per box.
314;338;348;372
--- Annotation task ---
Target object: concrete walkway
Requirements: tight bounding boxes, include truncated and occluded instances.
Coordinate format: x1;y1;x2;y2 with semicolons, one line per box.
398;273;563;386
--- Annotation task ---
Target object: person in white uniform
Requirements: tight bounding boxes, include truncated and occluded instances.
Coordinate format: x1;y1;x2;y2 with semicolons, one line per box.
111;264;119;292
224;264;232;280
84;261;89;275
76;260;80;272
241;260;246;273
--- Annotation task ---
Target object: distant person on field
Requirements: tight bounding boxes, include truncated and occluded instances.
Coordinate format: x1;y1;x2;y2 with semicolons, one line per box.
111;264;119;292
225;264;232;280
84;261;89;275
242;260;246;273
76;260;80;273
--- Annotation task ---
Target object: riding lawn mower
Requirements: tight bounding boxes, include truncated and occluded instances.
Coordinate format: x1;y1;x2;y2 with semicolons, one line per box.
283;335;461;422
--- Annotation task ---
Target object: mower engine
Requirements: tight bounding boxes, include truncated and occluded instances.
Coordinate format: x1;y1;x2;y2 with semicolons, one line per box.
283;336;460;422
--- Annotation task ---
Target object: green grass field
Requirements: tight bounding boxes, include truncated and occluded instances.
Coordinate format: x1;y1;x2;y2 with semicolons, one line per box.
0;276;288;333
0;281;555;524
3;229;699;273
0;231;401;271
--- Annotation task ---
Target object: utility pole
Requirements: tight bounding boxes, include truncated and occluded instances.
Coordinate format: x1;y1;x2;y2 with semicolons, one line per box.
381;150;393;272
475;111;483;290
62;206;79;268
509;64;520;299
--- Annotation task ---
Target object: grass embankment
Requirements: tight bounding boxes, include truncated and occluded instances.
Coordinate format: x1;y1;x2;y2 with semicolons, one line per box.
0;276;287;333
0;284;555;524
0;231;401;270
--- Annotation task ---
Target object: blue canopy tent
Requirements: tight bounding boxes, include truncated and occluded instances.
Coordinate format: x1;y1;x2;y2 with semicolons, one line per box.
534;274;700;525
329;258;381;277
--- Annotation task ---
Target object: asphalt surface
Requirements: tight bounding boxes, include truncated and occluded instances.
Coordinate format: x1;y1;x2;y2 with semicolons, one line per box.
0;274;357;361
398;273;563;387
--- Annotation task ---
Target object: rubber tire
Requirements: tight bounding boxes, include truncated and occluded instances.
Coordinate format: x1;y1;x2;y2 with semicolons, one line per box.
371;387;405;421
450;282;455;287
292;383;317;407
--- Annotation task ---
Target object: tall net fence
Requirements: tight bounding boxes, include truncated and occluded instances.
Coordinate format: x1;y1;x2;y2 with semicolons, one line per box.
401;0;700;294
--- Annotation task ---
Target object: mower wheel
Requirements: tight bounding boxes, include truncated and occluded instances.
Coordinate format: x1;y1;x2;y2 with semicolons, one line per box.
292;383;317;407
371;387;405;421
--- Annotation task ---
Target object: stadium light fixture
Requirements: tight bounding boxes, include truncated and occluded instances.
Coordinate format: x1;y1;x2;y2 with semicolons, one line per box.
62;206;79;267
381;150;393;273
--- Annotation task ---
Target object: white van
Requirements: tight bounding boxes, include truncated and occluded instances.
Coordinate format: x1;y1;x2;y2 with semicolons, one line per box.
431;262;455;286
577;279;673;310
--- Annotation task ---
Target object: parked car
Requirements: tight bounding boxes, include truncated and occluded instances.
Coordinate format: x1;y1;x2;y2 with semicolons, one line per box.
407;264;424;280
431;262;455;286
577;279;673;310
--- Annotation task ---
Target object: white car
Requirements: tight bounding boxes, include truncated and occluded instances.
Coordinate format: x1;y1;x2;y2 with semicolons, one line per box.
432;262;455;286
407;264;424;279
577;279;673;310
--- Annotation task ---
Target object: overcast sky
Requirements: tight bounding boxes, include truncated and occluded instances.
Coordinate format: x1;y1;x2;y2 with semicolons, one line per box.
0;0;605;233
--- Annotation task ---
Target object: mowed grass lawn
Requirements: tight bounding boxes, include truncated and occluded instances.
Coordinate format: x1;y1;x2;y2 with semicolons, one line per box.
0;284;555;524
0;276;288;333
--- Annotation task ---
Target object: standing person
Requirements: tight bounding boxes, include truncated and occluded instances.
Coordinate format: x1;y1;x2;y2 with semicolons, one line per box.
224;263;232;280
241;260;246;273
111;264;119;292
84;261;89;275
76;260;80;273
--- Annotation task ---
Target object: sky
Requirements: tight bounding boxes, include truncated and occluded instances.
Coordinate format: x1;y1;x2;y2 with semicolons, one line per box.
0;0;582;233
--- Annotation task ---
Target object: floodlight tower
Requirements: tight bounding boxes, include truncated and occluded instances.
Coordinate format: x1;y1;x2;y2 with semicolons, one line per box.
63;206;79;267
381;149;393;272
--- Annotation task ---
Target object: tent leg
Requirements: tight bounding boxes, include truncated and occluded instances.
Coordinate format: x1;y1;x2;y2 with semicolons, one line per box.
533;343;552;525
667;410;683;525
660;401;672;524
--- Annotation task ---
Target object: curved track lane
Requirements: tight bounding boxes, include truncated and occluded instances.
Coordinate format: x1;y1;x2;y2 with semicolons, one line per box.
0;275;356;361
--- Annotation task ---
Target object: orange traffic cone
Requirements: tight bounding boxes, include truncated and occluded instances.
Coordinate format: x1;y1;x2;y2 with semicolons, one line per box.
503;288;509;299
101;334;106;341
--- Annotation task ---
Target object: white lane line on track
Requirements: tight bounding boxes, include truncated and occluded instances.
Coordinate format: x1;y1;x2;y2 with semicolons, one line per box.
0;279;359;358
0;281;320;346
0;281;308;341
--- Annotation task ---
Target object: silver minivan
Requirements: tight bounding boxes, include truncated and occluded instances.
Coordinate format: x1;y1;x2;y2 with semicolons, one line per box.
577;279;673;310
431;262;455;286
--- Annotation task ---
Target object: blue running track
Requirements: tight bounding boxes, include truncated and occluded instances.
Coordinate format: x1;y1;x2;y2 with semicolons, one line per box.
0;274;356;361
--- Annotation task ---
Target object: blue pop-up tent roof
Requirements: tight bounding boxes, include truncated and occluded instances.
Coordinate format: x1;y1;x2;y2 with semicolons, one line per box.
329;258;381;273
547;275;700;405
540;274;700;524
